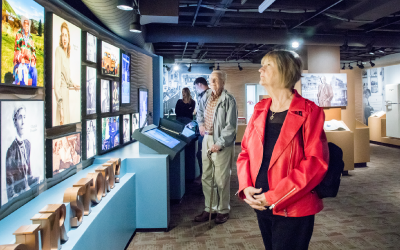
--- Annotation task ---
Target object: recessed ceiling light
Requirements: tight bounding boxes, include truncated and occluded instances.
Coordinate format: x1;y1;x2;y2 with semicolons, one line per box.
117;0;133;10
292;41;300;48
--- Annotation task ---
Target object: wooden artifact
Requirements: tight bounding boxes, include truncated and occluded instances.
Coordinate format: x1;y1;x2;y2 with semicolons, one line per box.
38;204;68;243
86;172;104;203
0;244;27;250
109;158;121;183
13;224;40;250
63;186;85;227
73;178;93;216
102;162;115;189
95;166;110;195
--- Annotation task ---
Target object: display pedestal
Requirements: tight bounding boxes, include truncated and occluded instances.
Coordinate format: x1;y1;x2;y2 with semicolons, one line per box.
369;115;400;146
325;121;354;171
354;120;370;164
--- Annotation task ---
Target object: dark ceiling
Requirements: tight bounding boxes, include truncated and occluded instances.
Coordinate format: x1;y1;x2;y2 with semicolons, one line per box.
71;0;400;64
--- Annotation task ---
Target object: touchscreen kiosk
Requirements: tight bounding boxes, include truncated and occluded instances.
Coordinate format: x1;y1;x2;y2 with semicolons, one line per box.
159;118;197;143
143;128;180;149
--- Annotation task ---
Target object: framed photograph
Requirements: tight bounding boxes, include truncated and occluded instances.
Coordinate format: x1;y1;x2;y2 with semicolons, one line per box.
139;88;148;128
131;113;139;141
52;14;81;127
111;81;119;112
86;119;96;159
121;53;130;104
122;114;130;144
86;32;97;63
101;79;110;113
101;41;120;77
49;133;81;177
101;116;119;152
1;0;44;87
301;73;348;107
1;100;44;206
86;67;96;115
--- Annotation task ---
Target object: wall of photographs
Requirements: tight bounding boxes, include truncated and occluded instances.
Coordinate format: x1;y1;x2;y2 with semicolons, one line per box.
0;0;154;220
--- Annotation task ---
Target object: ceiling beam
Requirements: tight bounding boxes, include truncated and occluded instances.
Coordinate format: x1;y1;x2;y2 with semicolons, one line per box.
209;0;234;27
192;0;203;26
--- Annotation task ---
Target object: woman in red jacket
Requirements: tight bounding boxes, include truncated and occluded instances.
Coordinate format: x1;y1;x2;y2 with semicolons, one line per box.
237;50;329;250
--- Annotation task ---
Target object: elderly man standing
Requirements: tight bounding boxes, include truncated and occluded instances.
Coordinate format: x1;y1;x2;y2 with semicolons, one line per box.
317;76;334;107
195;70;238;224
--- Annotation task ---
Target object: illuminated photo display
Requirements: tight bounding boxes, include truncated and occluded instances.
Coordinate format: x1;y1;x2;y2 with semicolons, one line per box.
52;133;81;176
101;79;110;113
112;81;119;112
1;0;44;87
86;119;96;159
132;113;139;132
86;67;96;115
52;14;81;126
1;100;44;206
102;116;119;151
123;114;130;143
121;53;130;103
86;32;97;63
139;89;148;128
101;41;120;77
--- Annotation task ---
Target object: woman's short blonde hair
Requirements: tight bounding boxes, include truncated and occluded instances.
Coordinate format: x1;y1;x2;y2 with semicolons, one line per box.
261;50;303;90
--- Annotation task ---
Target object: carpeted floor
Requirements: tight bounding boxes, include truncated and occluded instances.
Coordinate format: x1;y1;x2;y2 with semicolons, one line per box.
127;143;400;249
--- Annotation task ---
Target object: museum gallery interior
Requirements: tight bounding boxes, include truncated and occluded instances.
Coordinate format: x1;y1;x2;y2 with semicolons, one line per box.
0;0;400;249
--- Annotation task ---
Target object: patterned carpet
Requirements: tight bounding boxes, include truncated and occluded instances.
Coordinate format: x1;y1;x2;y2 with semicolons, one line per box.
127;144;400;249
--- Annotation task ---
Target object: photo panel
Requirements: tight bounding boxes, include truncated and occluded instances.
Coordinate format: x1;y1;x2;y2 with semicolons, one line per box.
51;133;81;176
1;0;45;87
86;119;97;159
101;79;110;113
1;100;44;206
301;73;348;107
52;14;81;127
101;41;120;77
101;116;119;152
123;114;130;143
86;32;97;63
112;81;119;112
121;53;130;104
139;89;148;128
131;113;139;141
86;67;96;115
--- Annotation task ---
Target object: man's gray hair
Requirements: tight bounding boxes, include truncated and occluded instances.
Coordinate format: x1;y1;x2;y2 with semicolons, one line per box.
212;70;227;84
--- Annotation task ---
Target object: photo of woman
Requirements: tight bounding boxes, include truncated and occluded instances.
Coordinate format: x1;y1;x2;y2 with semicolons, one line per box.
52;14;81;127
52;133;81;176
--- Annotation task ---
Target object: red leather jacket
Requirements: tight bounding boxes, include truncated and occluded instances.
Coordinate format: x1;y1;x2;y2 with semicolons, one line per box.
237;90;329;217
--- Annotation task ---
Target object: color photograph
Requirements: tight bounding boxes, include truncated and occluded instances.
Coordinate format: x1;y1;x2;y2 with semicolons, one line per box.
121;53;130;103
101;79;110;113
52;14;81;126
86;32;96;63
52;133;81;176
301;73;348;107
139;89;148;128
102;116;119;151
1;0;44;87
112;81;119;112
86;119;96;159
86;67;96;115
123;114;130;143
1;101;44;206
101;41;119;77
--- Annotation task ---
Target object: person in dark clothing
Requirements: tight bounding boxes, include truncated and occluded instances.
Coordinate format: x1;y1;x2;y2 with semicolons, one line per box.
193;77;209;180
175;87;195;124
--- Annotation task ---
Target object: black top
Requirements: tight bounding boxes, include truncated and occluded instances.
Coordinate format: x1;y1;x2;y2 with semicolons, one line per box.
175;99;196;120
255;109;288;195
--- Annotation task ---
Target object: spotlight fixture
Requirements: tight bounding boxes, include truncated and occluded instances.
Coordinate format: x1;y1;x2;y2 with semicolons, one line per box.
370;60;375;67
129;14;142;33
238;63;243;71
173;64;180;71
217;63;220;70
341;63;345;70
209;65;215;70
357;62;364;69
188;63;192;72
259;0;276;13
164;65;171;71
117;0;133;10
348;63;353;70
292;41;300;49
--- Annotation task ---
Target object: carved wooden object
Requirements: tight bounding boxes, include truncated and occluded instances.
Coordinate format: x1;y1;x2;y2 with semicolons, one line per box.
30;213;59;250
13;224;40;250
0;244;27;250
102;163;115;189
38;204;68;243
86;172;104;203
73;178;93;216
108;158;121;183
63;187;85;227
95;166;110;195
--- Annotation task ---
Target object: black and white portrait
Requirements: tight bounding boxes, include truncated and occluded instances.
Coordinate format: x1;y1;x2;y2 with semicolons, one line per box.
112;81;119;112
1;101;44;206
86;120;96;159
86;33;97;63
123;114;130;143
86;67;96;115
132;113;139;137
101;79;110;113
